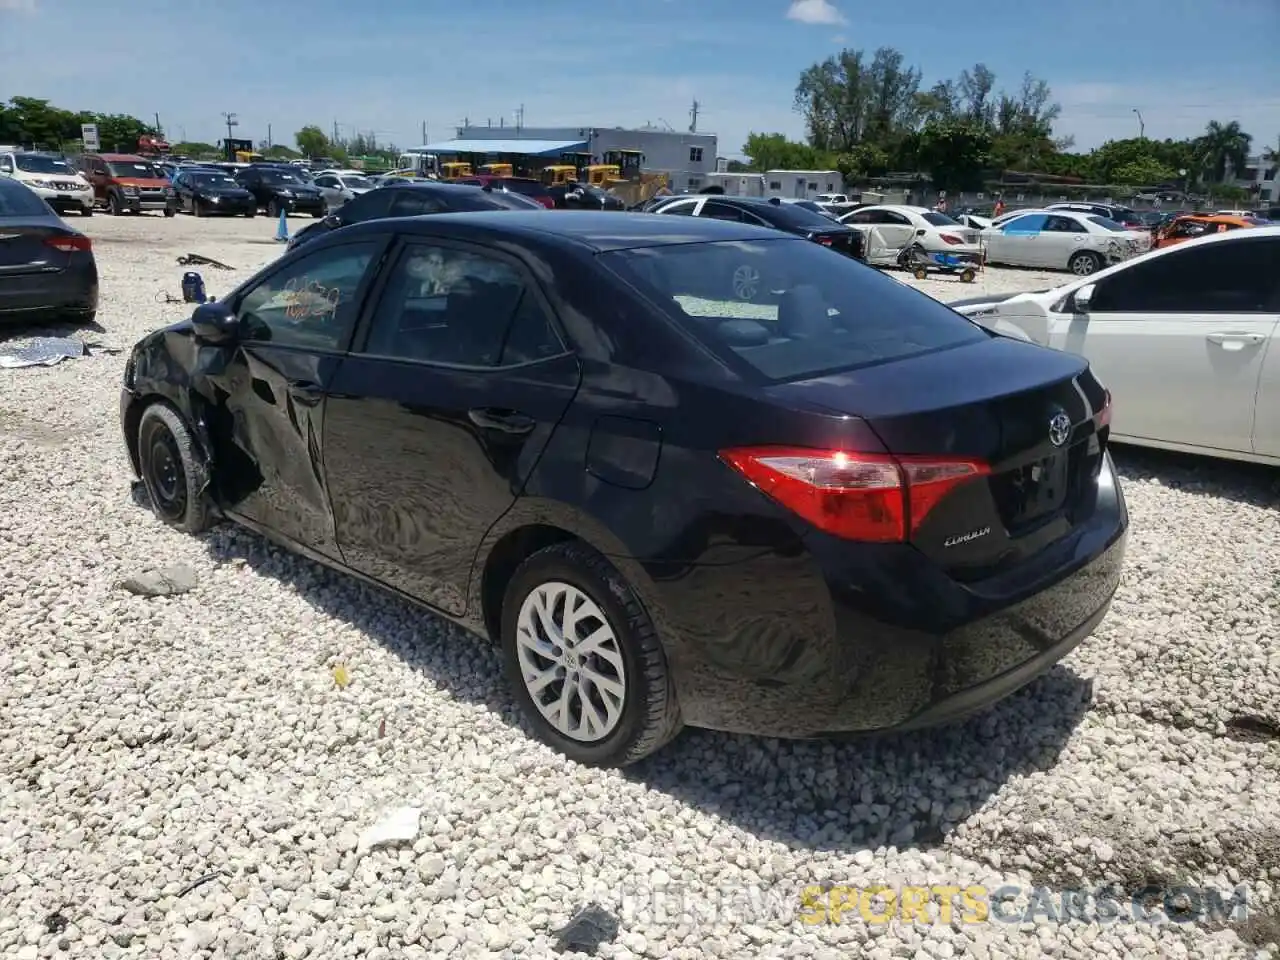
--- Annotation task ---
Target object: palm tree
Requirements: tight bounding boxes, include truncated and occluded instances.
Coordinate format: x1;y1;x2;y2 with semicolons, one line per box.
1196;120;1253;183
1264;134;1280;174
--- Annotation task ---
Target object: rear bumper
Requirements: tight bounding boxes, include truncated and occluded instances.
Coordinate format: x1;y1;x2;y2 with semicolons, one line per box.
658;453;1128;738
0;255;99;323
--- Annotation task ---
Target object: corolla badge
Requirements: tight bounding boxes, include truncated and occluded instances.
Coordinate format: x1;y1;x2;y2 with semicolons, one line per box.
1048;411;1072;447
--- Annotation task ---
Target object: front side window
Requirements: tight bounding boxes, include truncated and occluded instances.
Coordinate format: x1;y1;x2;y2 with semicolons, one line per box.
363;244;562;366
1003;214;1048;233
236;242;379;350
1045;216;1085;233
1090;237;1280;314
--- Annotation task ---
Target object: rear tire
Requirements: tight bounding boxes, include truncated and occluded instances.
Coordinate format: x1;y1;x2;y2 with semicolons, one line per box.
267;199;280;218
500;542;682;767
1069;251;1103;276
135;402;214;535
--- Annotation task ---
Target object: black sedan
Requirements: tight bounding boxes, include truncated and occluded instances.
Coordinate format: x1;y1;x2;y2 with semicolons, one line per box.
0;177;98;326
651;194;865;266
286;181;544;251
119;212;1126;767
171;169;257;217
234;165;325;218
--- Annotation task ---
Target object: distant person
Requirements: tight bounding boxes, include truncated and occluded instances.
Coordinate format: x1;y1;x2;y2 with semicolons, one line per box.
993;196;1006;217
934;195;948;213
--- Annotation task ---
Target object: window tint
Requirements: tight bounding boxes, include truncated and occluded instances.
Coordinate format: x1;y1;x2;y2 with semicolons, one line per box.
921;212;960;227
1087;216;1125;232
340;189;394;223
701;201;743;221
657;201;696;216
1004;214;1048;233
0;178;54;216
235;241;378;349
1045;215;1085;232
363;245;561;366
755;202;840;229
1090;237;1280;314
600;238;987;382
388;191;445;216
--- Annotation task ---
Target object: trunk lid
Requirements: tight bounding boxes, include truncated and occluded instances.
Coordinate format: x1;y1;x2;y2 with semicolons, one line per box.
0;223;71;275
764;336;1111;577
810;228;863;259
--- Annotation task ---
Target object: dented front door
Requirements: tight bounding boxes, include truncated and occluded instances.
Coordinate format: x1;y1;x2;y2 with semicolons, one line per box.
202;238;386;556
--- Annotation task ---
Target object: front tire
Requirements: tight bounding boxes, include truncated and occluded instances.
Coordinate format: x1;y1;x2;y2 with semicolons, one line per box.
1069;250;1103;276
266;199;280;218
500;542;682;767
163;206;176;218
136;402;214;535
107;192;124;216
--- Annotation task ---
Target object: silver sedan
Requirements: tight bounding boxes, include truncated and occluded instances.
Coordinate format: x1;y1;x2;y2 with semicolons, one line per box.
313;172;377;212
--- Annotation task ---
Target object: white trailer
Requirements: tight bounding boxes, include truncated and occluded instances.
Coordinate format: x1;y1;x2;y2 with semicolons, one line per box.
764;169;845;200
703;172;766;197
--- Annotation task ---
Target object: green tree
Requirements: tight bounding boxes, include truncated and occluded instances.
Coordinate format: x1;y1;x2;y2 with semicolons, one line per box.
295;124;331;159
1196;120;1252;183
793;46;924;153
91;113;157;152
1111;157;1177;185
916;119;992;191
741;133;833;172
836;143;890;181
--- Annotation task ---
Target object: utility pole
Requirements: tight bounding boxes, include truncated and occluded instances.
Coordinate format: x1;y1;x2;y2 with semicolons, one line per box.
267;123;272;148
333;120;339;145
689;100;699;133
221;112;238;149
422;120;427;145
1133;108;1144;140
154;113;162;136
516;104;524;134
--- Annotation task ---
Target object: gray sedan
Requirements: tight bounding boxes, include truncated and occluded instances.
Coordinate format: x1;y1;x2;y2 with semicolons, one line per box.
312;172;377;212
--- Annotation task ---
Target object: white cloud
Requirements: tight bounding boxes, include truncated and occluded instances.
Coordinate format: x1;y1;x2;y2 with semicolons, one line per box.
786;0;845;25
0;0;37;11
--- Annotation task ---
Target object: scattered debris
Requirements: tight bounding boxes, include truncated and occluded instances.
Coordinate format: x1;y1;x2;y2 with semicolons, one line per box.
0;337;88;369
357;806;421;856
155;291;185;304
1224;714;1280;743
43;911;68;934
552;903;619;955
177;253;234;270
378;716;386;738
174;872;221;898
119;563;199;598
332;662;351;689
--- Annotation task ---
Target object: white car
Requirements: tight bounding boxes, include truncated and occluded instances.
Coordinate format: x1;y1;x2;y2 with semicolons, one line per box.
979;210;1147;276
312;171;378;211
954;213;992;230
0;151;94;216
839;204;983;267
949;226;1280;465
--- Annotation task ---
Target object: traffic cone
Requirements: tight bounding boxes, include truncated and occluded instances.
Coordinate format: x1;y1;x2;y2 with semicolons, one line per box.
275;207;289;243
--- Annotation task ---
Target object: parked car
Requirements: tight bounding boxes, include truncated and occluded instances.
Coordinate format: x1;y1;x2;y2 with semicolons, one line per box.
171;169;257;217
0;151;95;217
814;193;849;205
285;181;545;251
839;204;983;268
650;195;865;272
1152;213;1266;248
950;226;1280;465
78;153;176;216
312;171;378;212
979;210;1145;275
954;213;993;231
545;181;626;211
1046;202;1148;232
0;177;98;326
120;211;1126;766
456;176;555;209
234;166;325;218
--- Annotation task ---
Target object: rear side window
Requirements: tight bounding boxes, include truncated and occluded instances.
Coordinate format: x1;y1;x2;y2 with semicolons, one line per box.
389;191;445;216
921;212;960;227
1090;237;1280;313
601;238;987;381
1087;216;1125;232
0;179;54;216
756;202;839;230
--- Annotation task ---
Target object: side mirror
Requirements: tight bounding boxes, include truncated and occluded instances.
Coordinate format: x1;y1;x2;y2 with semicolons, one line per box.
323;213;342;228
191;301;238;344
1073;283;1095;314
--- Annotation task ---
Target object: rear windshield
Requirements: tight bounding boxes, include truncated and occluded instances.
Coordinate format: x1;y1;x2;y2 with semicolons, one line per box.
922;212;961;226
760;202;840;229
1088;216;1126;232
601;238;987;382
0;179;54;216
451;190;540;211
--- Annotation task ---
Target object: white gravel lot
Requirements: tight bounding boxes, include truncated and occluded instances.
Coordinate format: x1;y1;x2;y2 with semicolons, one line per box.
1;213;1277;960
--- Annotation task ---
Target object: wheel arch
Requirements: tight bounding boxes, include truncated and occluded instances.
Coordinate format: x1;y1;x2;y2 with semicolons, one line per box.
123;387;216;479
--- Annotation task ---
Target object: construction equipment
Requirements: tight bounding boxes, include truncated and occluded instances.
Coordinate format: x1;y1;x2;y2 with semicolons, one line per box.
585;164;621;186
440;161;473;179
591;149;668;208
397;152;439;177
234;150;265;163
478;163;513;177
540;165;579;186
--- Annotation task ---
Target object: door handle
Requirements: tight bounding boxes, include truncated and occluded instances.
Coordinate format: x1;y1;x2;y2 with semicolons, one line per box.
1206;332;1265;351
468;407;535;434
287;380;325;407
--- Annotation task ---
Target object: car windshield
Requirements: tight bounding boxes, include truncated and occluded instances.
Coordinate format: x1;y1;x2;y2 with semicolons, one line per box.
601;238;987;382
193;174;238;188
341;176;375;189
1088;216;1126;232
260;170;303;184
106;160;159;178
16;155;75;174
922;212;961;226
0;179;55;216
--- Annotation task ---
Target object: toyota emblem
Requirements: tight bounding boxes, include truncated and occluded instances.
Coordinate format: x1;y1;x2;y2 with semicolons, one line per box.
1048;411;1072;447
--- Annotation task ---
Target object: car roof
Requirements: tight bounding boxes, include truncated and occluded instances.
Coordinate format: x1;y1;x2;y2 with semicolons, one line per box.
96;153;146;161
339;210;789;252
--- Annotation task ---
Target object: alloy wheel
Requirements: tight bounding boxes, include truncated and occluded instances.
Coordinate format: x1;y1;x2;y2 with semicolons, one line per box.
732;264;760;300
515;581;627;742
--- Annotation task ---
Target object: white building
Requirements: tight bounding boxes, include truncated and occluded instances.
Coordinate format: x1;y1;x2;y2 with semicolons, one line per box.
763;169;845;200
411;124;718;191
703;172;766;197
1231;153;1278;204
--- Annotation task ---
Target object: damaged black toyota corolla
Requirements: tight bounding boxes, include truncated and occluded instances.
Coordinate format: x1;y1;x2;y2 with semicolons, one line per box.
120;211;1128;767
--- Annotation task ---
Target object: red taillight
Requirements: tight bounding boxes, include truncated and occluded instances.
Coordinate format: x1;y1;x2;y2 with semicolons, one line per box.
538;197;554;209
940;233;964;245
814;235;834;246
45;235;91;253
1097;389;1112;429
719;446;990;543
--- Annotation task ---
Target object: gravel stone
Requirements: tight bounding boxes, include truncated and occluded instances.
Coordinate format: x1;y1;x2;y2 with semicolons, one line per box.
0;214;1276;960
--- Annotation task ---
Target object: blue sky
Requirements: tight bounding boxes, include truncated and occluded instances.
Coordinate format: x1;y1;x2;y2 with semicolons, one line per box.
2;0;1277;158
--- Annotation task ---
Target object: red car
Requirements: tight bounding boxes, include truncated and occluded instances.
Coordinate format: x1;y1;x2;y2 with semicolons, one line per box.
456;175;554;209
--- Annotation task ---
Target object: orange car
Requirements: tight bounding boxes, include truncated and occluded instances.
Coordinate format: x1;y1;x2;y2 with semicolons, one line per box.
1152;213;1267;249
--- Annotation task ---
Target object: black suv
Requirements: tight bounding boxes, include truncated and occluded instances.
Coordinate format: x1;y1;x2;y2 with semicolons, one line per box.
285;181;544;251
651;194;865;260
171;169;257;217
234;165;325;218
